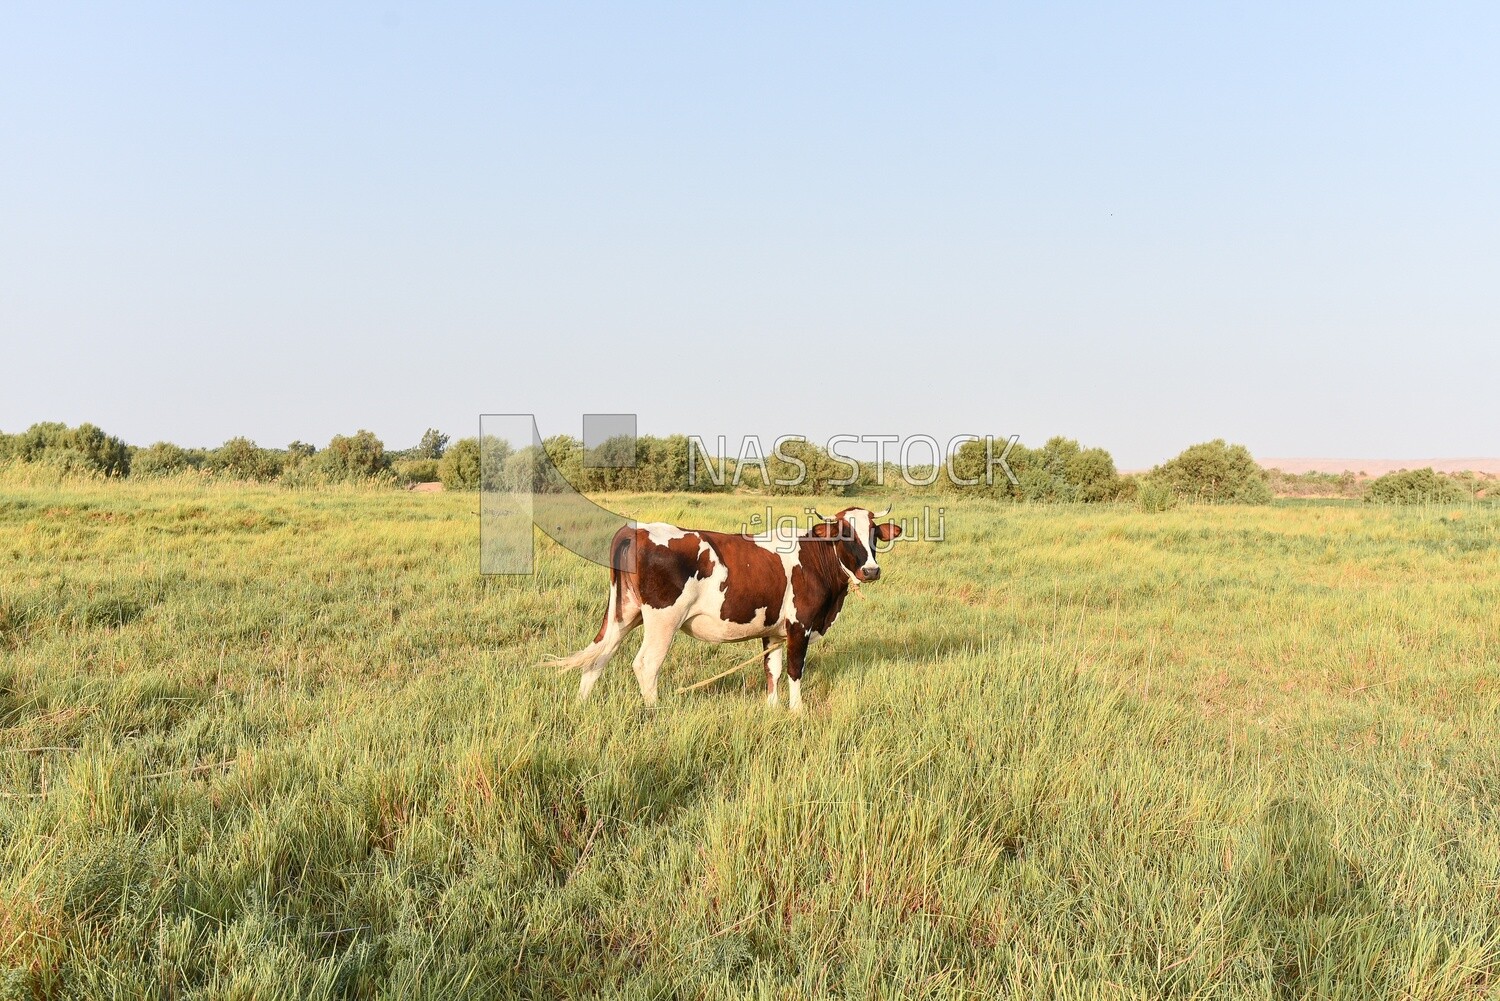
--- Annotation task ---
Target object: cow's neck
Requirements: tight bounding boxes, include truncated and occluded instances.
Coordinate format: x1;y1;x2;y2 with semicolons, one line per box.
802;534;853;601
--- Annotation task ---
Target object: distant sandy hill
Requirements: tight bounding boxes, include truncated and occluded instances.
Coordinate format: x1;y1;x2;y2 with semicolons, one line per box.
1259;458;1500;475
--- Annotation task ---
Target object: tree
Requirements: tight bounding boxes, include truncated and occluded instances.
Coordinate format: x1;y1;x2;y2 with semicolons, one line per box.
208;438;283;481
542;435;583;493
439;438;482;490
1146;439;1271;504
480;436;514;490
416;428;450;460
1069;445;1126;502
948;436;1124;502
506;440;572;494
765;438;854;496
14;422;131;477
317;430;389;480
582;434;637;490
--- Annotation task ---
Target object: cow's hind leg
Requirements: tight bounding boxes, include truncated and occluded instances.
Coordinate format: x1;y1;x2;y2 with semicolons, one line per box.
632;608;681;707
577;604;641;702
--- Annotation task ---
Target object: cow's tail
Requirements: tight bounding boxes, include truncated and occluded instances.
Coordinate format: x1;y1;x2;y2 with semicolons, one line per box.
544;529;635;676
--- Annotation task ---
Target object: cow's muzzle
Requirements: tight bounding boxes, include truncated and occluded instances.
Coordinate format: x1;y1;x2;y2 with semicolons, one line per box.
856;567;880;582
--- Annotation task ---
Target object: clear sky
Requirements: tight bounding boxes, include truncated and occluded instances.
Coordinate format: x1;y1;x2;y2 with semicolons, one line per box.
3;3;1496;469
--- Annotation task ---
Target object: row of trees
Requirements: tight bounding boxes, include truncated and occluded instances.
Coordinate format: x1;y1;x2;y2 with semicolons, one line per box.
2;422;1484;505
0;423;454;485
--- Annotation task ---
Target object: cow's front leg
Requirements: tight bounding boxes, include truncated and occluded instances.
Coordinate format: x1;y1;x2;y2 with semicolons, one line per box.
785;628;809;713
763;638;784;708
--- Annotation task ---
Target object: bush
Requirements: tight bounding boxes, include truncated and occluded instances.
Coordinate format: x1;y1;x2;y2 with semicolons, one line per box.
393;458;440;485
763;438;856;496
1067;444;1128;502
1364;468;1470;505
1265;469;1362;499
651;434;726;492
285;441;317;465
1136;478;1178;513
448;433;721;494
316;430;389;481
504;443;572;493
1146;440;1271;505
207;438;283;481
131;442;204;478
439;438;482;490
948;436;1125;502
12;422;131;477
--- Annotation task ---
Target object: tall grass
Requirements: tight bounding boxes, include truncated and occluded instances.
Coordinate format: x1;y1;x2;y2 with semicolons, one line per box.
2;473;1498;998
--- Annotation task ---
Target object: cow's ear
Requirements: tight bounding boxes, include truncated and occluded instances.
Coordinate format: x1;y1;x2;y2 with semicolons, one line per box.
875;521;902;542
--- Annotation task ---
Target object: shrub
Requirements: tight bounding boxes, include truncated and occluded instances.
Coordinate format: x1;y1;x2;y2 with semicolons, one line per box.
1364;468;1470;505
948;436;1125;502
13;422;131;477
277;463;332;489
1265;469;1362;499
505;443;571;493
948;438;1027;498
131;442;203;478
1017;465;1075;503
285;441;317;466
393;458;440;485
541;435;584;492
578;434;640;490
207;438;283;481
1147;440;1271;505
764;438;856;496
1136;478;1178;513
644;434;726;493
439;438;482;490
574;434;730;493
317;430;389;481
1067;445;1127;502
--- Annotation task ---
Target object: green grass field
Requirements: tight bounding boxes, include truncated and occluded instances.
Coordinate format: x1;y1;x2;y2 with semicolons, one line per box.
2;469;1498;999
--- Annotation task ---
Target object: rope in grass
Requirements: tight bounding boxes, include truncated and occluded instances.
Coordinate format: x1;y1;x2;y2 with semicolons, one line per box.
676;560;867;693
676;642;783;694
553;556;868;693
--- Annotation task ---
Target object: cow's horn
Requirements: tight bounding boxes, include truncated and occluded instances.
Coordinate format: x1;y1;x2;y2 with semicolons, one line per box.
873;505;892;519
812;508;832;521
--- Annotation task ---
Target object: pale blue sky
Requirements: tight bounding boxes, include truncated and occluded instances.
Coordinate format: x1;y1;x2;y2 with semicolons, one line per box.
3;3;1496;468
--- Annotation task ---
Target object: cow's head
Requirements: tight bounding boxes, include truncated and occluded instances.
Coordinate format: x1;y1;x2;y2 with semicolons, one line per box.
812;506;903;582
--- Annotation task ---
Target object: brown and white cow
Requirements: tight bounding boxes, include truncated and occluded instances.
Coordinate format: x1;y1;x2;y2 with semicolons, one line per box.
548;507;902;710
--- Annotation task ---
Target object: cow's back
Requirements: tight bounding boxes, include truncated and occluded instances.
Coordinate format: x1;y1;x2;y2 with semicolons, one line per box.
701;531;790;628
